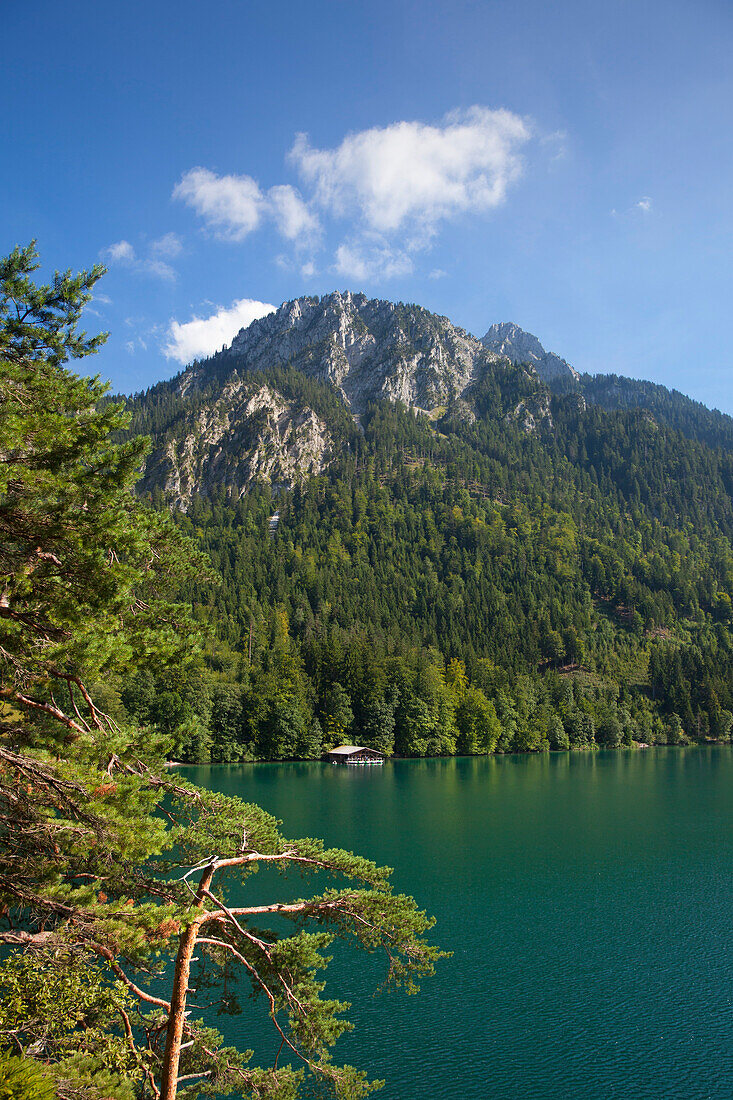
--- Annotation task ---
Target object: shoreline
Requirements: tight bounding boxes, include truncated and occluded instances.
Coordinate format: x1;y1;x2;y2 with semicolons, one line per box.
169;741;732;767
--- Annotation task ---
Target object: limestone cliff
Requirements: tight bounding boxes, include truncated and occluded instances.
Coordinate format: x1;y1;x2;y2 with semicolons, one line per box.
481;322;578;383
185;291;503;416
139;377;331;509
135;294;564;508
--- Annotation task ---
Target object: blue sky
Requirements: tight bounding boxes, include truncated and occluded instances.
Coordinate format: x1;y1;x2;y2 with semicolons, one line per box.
4;0;733;409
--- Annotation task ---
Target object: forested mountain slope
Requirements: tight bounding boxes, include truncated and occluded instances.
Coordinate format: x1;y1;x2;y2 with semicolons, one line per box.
575;373;733;450
119;295;733;762
482;321;733;450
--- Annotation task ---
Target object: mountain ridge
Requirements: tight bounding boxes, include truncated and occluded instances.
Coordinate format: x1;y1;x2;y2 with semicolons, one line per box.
118;290;733;758
192;290;503;415
480;320;579;382
125;291;733;508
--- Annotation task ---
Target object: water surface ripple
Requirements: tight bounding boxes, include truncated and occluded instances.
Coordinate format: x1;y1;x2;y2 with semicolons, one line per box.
181;748;733;1099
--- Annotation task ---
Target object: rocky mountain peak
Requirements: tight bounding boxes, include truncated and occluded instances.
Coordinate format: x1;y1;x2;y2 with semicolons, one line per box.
481;322;578;382
180;292;502;416
135;295;615;508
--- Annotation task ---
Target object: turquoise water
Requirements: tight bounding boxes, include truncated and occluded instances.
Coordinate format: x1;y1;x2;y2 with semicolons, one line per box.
181;749;733;1099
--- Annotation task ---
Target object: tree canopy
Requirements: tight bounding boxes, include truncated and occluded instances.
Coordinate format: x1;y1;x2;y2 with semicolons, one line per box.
116;382;733;762
0;245;443;1099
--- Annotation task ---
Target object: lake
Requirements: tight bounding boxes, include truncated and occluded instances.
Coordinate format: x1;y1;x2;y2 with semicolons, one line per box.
180;748;733;1099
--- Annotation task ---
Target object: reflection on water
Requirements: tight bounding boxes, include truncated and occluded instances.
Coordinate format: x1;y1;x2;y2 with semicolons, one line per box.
181;748;733;1099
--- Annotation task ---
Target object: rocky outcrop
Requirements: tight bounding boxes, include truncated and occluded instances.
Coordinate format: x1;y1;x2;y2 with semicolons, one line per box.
182;291;503;417
140;378;331;509
139;296;583;506
508;393;554;434
481;322;578;383
131;293;733;507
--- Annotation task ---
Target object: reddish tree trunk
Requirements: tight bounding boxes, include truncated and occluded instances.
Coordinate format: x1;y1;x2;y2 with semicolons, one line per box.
159;865;215;1100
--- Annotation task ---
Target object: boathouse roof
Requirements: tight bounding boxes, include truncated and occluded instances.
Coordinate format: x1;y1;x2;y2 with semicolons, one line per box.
326;745;385;757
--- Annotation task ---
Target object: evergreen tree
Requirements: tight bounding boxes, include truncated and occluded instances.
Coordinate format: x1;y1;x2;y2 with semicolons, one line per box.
0;246;443;1099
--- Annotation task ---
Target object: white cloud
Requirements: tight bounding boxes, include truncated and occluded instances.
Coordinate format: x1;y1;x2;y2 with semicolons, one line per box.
611;195;655;219
173;107;533;278
94;293;113;305
124;336;148;354
151;232;183;257
103;239;177;280
106;240;136;263
173;167;264;240
334;243;413;282
145;259;176;281
428;268;447;280
173;169;319;246
541;129;568;164
164;297;276;363
291;107;531;239
269;184;320;243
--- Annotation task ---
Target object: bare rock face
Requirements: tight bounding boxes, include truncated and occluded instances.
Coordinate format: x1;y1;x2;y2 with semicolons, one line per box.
141;295;569;506
481;322;579;383
184;291;502;416
140;378;331;509
508;393;554;434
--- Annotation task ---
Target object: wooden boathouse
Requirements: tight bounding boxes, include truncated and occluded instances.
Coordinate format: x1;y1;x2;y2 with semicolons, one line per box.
324;745;386;765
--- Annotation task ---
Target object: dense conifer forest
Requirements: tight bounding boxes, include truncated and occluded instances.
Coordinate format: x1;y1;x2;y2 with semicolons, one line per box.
118;356;733;762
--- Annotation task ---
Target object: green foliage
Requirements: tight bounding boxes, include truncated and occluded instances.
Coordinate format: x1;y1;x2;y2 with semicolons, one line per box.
0;953;134;1070
50;1055;137;1100
575;371;733;450
114;344;733;760
0;1051;54;1100
0;244;213;714
0;245;444;1100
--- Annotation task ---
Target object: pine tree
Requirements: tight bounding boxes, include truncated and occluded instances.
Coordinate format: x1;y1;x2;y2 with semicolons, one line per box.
0;245;444;1099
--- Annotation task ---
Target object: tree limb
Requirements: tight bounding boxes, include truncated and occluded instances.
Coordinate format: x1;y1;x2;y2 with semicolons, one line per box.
1;690;85;737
